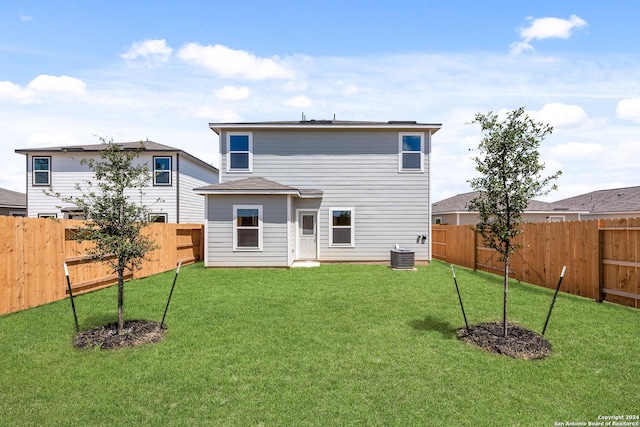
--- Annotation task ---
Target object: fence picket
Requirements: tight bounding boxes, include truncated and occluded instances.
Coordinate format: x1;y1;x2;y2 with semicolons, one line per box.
0;217;203;316
432;219;639;309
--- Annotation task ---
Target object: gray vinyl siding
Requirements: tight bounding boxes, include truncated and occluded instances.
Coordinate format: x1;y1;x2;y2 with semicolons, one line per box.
177;154;218;224
25;153;179;222
220;129;432;262
205;194;289;267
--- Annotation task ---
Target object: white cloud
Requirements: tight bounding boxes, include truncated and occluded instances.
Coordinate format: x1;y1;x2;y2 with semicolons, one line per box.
178;43;296;80
510;15;587;55
343;84;359;96
284;95;312;108
616;98;640;122
548;141;607;160
530;103;591;129
192;106;242;122
27;75;86;94
26;133;79;147
215;85;251;101
19;14;32;22
121;39;173;62
0;81;34;103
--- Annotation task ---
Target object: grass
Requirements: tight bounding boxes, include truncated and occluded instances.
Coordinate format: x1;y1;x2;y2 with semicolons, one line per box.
0;260;638;426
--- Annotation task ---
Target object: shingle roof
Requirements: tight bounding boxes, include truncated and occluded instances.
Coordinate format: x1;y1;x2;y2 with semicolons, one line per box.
195;177;323;198
15;140;176;153
551;186;640;213
432;191;562;213
15;140;218;172
209;119;442;134
0;187;26;208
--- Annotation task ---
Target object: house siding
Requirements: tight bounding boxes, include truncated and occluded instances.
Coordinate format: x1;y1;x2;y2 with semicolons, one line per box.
25;152;179;221
220;129;432;262
177;154;219;224
205;194;289;267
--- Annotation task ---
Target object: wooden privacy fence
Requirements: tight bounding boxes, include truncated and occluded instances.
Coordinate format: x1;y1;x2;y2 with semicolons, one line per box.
432;218;640;309
1;217;204;316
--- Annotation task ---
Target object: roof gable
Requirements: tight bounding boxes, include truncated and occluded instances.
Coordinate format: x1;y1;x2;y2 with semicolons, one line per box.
552;186;640;213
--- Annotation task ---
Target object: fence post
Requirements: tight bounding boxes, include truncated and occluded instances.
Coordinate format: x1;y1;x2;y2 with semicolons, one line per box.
597;220;605;303
473;227;478;271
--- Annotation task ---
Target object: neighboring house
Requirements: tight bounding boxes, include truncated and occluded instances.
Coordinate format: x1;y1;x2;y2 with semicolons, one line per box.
15;141;218;223
431;191;585;225
195;119;441;267
551;185;640;220
0;187;26;217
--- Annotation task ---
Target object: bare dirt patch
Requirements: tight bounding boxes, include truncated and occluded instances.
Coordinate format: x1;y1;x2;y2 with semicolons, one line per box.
74;320;166;350
458;322;551;360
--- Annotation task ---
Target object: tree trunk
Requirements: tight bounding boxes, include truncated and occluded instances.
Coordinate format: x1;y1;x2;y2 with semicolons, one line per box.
503;256;509;338
117;266;124;335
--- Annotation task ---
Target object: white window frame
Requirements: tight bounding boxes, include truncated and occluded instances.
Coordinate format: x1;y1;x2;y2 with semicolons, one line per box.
227;132;253;172
233;205;263;251
398;132;424;172
33;156;51;186
329;207;355;248
547;216;565;222
153;156;172;186
149;213;168;223
38;213;57;218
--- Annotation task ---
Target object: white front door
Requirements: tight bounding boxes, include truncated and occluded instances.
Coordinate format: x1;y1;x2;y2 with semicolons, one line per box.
298;211;317;260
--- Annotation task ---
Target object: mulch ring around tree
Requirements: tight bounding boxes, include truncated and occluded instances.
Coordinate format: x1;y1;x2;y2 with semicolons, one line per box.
458;322;552;360
74;320;166;350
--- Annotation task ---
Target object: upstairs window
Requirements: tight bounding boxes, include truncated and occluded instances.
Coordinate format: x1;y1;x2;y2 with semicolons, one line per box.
227;133;252;172
329;208;355;247
33;156;51;186
399;133;424;172
233;205;262;250
153;157;172;186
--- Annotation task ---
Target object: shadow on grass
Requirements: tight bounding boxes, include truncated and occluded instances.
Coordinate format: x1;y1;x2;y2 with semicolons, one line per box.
81;313;118;330
408;315;459;339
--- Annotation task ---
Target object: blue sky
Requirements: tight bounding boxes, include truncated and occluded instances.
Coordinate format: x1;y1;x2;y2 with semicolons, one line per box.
1;0;639;202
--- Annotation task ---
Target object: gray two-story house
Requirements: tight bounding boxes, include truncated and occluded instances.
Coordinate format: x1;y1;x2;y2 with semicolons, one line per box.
196;120;441;267
16;141;219;223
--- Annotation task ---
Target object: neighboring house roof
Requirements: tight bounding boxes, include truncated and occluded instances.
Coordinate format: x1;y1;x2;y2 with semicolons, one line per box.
0;187;26;209
551;185;640;214
15;140;218;172
431;191;563;214
209;119;442;134
195;176;323;198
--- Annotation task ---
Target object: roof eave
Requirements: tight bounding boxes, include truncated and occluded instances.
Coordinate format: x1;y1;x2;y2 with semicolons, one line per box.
209;122;442;135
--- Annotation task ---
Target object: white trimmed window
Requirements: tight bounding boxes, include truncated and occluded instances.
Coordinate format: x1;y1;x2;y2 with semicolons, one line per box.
153;157;172;186
33;156;51;186
227;133;252;172
399;133;424;172
329;208;354;247
233;205;262;250
149;213;168;223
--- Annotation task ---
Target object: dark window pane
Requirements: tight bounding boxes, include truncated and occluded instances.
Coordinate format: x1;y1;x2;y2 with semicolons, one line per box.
34;158;49;171
332;228;351;244
155;171;170;184
155;158;170;171
237;209;258;226
230;135;249;152
237;229;259;247
402;153;421;170
230;153;249;169
302;215;314;236
332;210;351;226
34;171;49;184
402;135;421;152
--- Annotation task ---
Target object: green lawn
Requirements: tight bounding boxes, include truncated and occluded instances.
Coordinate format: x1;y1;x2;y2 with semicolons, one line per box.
1;261;638;426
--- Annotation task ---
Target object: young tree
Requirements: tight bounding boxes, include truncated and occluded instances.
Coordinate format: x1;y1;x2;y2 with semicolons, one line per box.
48;138;159;335
468;107;561;337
